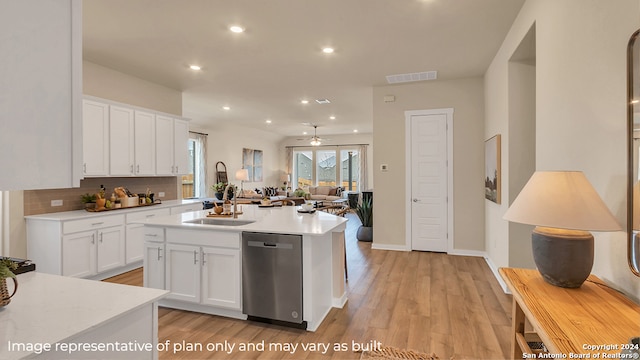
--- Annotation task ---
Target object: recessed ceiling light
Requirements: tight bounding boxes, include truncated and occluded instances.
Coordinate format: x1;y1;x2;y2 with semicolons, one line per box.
353;129;358;133
303;131;308;135
633;99;639;104
222;106;230;110
189;65;201;70
301;100;309;104
265;119;272;124
229;25;244;33
329;116;336;120
322;47;334;54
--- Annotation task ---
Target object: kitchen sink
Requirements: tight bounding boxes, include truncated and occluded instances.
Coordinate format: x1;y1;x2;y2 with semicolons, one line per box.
184;218;255;226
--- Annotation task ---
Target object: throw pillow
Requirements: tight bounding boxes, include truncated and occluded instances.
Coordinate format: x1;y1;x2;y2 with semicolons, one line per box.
265;187;277;197
328;188;337;196
336;187;344;196
255;188;263;195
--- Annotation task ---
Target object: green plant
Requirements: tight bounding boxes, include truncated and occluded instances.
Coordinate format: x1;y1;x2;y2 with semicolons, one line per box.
80;193;97;204
293;189;307;197
212;182;227;193
355;197;373;227
0;258;17;280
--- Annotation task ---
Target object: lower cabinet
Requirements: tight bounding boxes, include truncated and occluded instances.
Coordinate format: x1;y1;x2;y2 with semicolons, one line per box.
143;241;165;289
62;226;125;277
165;243;241;310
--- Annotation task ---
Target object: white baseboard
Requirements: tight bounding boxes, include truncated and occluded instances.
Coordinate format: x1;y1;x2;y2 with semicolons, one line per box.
484;256;510;294
371;242;410;251
447;249;486;257
332;292;348;308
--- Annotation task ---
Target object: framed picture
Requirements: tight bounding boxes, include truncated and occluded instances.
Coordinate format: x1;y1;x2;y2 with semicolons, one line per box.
242;148;263;182
484;134;501;204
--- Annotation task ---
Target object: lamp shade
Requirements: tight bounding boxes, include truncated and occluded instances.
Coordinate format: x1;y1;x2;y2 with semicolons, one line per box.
503;171;621;232
235;169;249;181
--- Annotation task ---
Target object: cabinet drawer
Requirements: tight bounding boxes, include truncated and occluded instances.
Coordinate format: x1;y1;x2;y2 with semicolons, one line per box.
170;204;202;215
143;227;165;242
63;214;125;234
126;208;171;223
166;228;240;248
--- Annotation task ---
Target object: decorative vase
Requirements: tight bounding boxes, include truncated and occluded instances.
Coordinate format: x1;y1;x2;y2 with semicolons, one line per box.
357;226;373;242
0;277;18;307
95;198;106;210
215;192;223;200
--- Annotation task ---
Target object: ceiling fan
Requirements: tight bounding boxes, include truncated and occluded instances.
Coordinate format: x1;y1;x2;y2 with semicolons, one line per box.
297;124;329;146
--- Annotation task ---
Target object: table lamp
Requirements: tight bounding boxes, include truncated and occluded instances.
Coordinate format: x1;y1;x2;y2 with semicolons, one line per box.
236;169;249;196
503;171;621;288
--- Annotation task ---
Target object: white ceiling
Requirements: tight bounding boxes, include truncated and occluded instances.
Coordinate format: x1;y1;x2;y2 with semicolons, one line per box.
83;0;525;138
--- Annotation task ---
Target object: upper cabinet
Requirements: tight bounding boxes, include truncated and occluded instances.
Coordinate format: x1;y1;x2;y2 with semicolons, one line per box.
0;0;82;190
156;116;189;176
82;100;109;176
82;96;189;178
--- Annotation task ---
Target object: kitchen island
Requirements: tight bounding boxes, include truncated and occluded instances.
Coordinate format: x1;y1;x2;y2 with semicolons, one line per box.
0;272;168;359
140;206;348;331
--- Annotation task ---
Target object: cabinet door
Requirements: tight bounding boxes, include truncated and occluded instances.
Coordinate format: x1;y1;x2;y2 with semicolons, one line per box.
82;100;109;176
125;224;145;264
97;226;125;273
134;110;156;175
109;105;135;176
155;115;175;175
170;203;202;215
165;244;200;303
62;230;97;278
201;247;241;310
143;242;165;289
173;119;190;175
0;1;82;190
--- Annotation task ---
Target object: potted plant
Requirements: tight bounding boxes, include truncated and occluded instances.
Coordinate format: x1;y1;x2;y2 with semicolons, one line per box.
0;258;18;307
80;193;97;209
211;182;236;200
355;197;373;242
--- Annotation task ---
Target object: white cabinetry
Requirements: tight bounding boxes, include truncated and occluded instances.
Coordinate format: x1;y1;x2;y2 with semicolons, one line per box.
158;228;241;311
170;203;202;215
60;217;125;278
143;227;165;290
0;1;82;190
109;105;135;176
134;110;156;175
126;208;170;264
156;116;190;176
82;100;109;176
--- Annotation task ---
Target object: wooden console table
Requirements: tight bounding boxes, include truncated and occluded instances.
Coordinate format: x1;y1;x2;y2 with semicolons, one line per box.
499;268;640;359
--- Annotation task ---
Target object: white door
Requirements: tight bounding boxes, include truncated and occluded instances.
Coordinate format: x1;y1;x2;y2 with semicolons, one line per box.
143;242;165;289
410;112;449;252
96;226;125;273
133;110;156;176
201;247;241;309
82;100;109;176
109;105;135;175
165;244;200;303
155;115;175;175
62;230;97;278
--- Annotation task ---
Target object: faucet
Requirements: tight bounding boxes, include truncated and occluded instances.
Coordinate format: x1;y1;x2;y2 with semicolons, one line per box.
222;183;239;219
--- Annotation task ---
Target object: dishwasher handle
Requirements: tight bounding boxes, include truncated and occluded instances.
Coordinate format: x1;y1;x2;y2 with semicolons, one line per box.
247;240;294;250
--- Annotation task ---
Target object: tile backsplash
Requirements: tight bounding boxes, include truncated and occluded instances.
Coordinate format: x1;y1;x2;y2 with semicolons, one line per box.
24;177;178;215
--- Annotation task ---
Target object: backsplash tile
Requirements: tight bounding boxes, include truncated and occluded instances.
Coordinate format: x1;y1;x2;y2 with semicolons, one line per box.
24;177;178;215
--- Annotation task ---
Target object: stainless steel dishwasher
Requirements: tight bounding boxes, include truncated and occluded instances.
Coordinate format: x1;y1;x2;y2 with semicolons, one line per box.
242;232;305;328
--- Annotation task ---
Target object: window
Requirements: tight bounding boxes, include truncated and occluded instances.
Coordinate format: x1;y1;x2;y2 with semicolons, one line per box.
316;150;336;186
292;147;362;191
181;132;207;198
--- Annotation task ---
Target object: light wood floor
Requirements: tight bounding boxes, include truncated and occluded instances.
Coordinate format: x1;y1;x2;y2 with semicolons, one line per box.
104;213;512;359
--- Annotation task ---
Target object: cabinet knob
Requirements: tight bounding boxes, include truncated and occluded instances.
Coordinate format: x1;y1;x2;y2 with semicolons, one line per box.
157;247;162;261
193;250;198;264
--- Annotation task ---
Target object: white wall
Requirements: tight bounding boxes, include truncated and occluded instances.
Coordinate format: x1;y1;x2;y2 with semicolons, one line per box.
372;78;485;251
485;0;640;297
189;122;285;196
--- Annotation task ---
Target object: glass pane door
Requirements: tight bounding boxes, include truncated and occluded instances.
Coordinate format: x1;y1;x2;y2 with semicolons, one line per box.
316;150;337;186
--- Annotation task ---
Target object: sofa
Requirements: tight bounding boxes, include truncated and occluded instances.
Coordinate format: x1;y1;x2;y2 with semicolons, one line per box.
306;186;344;201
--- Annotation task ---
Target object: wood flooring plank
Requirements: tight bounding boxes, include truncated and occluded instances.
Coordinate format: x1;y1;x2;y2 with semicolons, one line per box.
103;213;511;360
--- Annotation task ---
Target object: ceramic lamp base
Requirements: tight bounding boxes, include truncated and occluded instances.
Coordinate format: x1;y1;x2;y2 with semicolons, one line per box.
532;226;594;288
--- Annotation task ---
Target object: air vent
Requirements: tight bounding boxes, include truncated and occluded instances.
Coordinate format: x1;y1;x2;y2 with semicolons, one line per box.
315;99;331;104
386;71;437;84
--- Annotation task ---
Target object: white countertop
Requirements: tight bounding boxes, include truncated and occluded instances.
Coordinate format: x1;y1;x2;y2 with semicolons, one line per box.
142;205;348;236
24;199;204;221
0;272;168;359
